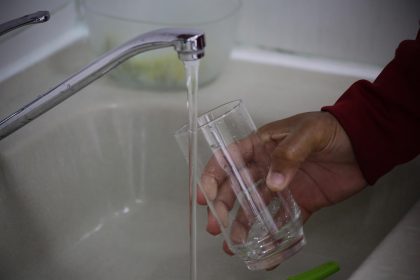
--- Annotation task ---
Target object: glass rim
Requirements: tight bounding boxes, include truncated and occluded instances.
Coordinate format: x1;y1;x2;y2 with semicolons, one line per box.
83;0;242;27
175;99;243;136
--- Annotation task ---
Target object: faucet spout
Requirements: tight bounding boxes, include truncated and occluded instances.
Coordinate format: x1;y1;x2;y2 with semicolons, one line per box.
0;28;205;140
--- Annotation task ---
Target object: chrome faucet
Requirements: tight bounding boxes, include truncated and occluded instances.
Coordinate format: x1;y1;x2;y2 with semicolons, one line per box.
0;11;50;36
0;24;205;140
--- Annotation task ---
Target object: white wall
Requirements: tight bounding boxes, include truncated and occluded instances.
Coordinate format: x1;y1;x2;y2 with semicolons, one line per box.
0;0;419;79
237;0;420;67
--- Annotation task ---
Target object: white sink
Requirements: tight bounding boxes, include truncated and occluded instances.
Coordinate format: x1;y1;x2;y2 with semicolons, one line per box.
0;40;419;279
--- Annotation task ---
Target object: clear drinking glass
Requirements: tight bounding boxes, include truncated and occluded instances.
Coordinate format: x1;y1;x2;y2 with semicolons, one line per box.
175;100;305;270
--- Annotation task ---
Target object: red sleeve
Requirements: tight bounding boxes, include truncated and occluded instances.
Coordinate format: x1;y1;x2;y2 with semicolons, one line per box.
322;29;420;185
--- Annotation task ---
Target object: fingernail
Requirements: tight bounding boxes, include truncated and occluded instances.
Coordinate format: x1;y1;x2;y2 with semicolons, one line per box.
267;170;285;191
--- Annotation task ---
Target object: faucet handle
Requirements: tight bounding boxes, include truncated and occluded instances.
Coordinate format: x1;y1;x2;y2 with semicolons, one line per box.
0;10;50;37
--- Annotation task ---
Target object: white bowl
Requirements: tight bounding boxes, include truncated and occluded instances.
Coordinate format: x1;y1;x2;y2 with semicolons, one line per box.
82;0;241;90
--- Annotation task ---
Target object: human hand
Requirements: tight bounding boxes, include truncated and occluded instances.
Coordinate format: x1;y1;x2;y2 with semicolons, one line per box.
258;112;367;221
197;111;367;255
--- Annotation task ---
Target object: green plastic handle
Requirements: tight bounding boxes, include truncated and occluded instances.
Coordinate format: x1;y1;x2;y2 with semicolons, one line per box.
287;261;340;280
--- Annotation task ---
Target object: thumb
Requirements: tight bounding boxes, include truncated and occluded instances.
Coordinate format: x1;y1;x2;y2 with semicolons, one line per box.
262;117;328;192
266;136;310;191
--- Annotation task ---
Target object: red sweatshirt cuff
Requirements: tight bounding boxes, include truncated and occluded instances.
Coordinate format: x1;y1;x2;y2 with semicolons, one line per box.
322;29;420;185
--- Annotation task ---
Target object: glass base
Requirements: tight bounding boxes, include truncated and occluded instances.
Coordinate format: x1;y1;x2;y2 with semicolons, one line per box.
244;236;306;271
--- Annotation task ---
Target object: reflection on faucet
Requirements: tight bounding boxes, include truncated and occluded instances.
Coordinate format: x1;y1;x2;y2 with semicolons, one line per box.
0;28;205;140
0;11;50;37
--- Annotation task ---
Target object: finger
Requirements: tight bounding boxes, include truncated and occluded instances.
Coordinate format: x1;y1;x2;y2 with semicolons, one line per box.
265;126;322;191
197;175;218;205
199;144;247;206
197;141;267;205
226;197;265;247
199;136;263;205
205;179;236;236
223;240;234;256
258;118;291;143
215;178;236;209
266;132;313;191
206;206;220;235
229;220;248;245
199;157;237;207
216;161;266;208
206;162;267;236
216;133;258;163
259;113;335;192
198;150;228;205
206;200;229;235
229;182;274;237
266;264;279;271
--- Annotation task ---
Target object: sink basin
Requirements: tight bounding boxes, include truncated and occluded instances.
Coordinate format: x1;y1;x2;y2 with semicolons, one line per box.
1;40;419;279
0;84;191;279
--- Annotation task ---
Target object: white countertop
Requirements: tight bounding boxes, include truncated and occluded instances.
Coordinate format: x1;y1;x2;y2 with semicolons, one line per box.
350;200;420;279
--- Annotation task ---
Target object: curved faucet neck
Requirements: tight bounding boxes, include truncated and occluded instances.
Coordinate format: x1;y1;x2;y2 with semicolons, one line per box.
0;28;205;140
0;11;50;37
